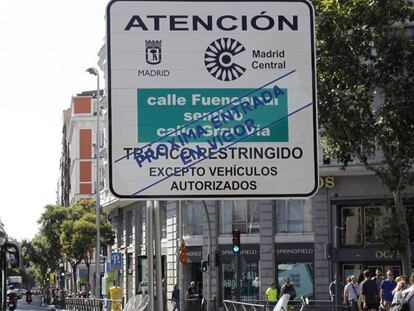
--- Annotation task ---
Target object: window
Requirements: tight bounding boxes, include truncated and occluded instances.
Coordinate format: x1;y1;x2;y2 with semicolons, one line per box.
275;200;312;233
364;206;384;244
221;261;260;303
342;263;363;284
277;262;314;300
341;206;362;245
340;205;392;246
183;201;204;236
219;201;260;234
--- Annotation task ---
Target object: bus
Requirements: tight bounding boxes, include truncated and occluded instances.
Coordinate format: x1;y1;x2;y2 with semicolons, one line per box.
0;221;19;311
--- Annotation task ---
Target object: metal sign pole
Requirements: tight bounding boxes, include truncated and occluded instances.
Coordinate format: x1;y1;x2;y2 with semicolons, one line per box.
178;201;184;307
146;201;154;311
154;201;164;311
202;200;212;311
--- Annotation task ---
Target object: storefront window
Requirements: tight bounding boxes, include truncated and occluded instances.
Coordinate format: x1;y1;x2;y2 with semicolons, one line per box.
222;263;236;301
221;260;260;302
219;201;260;234
275;200;312;233
342;263;363;283
365;206;384;244
341;206;362;245
183;201;204;236
277;263;314;299
240;262;260;302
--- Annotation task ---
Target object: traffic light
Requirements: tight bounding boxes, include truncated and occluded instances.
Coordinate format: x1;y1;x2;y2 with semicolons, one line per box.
232;229;241;254
201;260;208;272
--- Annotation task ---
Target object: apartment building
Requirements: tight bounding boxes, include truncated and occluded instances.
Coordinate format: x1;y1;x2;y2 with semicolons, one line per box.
59;90;104;294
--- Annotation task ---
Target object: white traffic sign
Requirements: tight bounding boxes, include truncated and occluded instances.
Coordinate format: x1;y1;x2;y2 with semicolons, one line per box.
107;0;318;199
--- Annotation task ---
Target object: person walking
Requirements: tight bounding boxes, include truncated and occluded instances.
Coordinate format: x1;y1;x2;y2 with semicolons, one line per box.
344;275;360;311
185;281;198;311
401;273;414;311
171;284;180;311
329;278;337;301
265;282;278;310
391;275;409;304
372;268;384;305
380;269;397;311
281;277;297;301
360;270;379;311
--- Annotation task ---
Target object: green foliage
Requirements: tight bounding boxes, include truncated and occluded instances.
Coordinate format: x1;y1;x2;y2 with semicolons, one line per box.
24;199;115;288
374;203;410;254
37;204;68;270
315;0;414;190
314;0;414;272
60;200;115;266
22;234;55;284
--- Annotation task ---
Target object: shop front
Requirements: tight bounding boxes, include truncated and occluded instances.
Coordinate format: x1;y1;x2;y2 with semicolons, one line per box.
335;203;414;283
218;244;260;304
337;247;404;283
275;243;315;300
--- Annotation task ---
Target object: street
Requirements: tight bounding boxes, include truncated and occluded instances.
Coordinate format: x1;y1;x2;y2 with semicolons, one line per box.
15;295;49;310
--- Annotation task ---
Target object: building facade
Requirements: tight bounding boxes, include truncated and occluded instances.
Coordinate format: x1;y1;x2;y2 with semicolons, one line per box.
59;90;104;294
100;156;414;309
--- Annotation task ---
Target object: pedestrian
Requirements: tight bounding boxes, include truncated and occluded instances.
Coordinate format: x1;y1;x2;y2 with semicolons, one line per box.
265;282;278;310
185;281;197;300
344;275;360;311
391;275;409;304
380;269;397;311
281;277;297;301
185;281;198;311
372;268;384;304
329;278;337;301
360;269;379;311
401;272;414;311
171;283;180;311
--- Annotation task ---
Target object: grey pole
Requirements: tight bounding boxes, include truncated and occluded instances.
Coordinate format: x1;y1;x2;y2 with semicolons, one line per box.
154;201;164;311
86;67;102;298
202;200;212;311
95;72;101;299
146;201;154;311
178;201;184;307
86;67;101;298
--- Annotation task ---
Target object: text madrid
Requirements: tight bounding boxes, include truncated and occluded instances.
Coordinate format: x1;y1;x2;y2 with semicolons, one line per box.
124;13;298;32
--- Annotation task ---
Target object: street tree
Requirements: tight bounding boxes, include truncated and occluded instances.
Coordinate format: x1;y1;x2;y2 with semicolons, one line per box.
315;0;414;273
22;234;55;285
38;204;68;271
60;200;114;292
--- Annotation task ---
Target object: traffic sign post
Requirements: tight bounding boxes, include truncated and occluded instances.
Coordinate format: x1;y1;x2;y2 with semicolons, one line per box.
106;0;318;200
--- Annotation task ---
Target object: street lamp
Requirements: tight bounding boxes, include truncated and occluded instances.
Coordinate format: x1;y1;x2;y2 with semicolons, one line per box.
86;67;101;298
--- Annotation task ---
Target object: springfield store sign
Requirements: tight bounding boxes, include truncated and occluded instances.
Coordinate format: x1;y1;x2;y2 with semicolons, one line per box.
106;0;318;199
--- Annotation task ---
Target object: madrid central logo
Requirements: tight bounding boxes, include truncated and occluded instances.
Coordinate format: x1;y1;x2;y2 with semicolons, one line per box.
204;38;246;81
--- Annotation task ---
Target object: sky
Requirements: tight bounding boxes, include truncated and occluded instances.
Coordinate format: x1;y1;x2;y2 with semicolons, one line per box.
0;0;108;240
